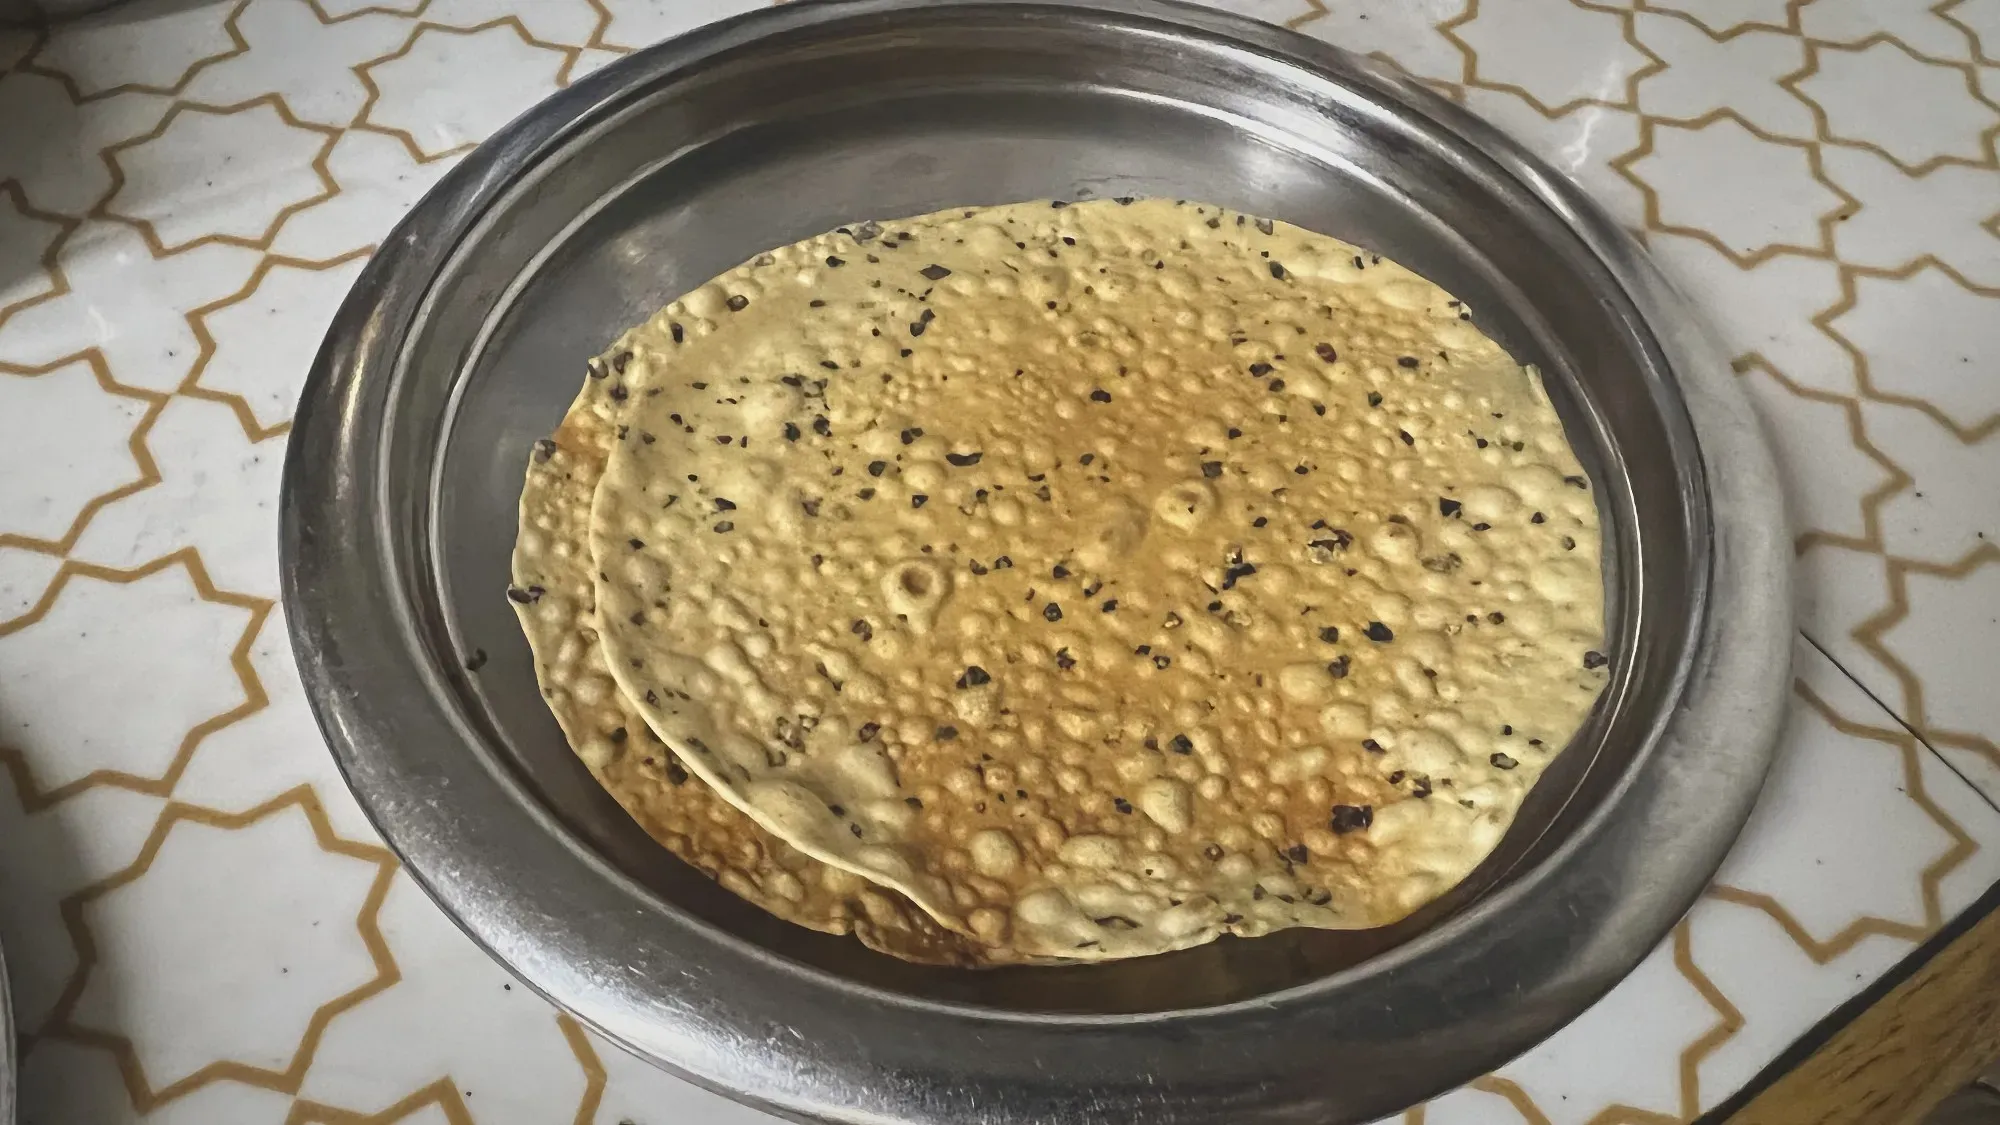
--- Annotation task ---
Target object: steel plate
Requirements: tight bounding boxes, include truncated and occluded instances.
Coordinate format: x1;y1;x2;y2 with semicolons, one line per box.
282;2;1792;1121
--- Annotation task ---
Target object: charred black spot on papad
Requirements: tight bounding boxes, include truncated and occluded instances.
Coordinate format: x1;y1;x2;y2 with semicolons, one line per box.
1329;805;1373;834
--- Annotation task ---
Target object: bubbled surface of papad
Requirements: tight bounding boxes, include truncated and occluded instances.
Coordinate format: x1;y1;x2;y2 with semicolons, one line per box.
584;198;1610;961
509;342;1027;967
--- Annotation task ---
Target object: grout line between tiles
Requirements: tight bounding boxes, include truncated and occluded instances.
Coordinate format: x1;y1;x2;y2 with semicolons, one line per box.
1801;629;2000;816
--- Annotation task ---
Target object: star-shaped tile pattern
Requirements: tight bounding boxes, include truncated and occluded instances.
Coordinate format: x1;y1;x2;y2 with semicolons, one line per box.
1461;90;1647;226
1496;923;1735;1122
0;69;170;216
426;0;602;47
1820;145;2000;288
0;184;69;319
1619;111;1854;264
183;0;415;129
1801;0;1981;63
1420;1081;1544;1123
1862;399;1998;566
1944;0;2000;64
1821;261;2000;438
1643;232;1850;393
0;767;163;1039
357;21;571;160
1634;0;1794;37
54;790;395;1103
1288;0;1471;87
1446;0;1660;114
289;1079;468;1125
70;397;289;598
186;249;372;435
0;220;260;394
1795;538;1899;677
1686;646;2000;1111
1735;358;1904;552
0;359;156;548
27;0;245;100
0;551;265;805
1790;37;2000;172
173;605;378;843
1713;683;1975;948
1862;548;2000;775
293;875;593;1120
1684;898;1910;1113
1631;11;1815;139
18;1039;296;1125
99;96;338;253
269;128;455;260
313;0;425;18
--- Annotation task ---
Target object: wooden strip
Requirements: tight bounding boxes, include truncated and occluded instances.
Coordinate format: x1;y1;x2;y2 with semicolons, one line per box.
1727;897;2000;1125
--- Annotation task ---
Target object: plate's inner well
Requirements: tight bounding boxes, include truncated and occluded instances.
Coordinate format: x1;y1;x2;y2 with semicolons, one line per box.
412;16;1692;1015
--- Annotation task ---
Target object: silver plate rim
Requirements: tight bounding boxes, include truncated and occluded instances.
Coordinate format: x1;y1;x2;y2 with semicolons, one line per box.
281;1;1793;1121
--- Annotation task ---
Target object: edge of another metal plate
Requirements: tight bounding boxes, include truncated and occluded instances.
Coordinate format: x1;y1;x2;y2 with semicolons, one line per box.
281;2;1793;1122
1;941;14;1125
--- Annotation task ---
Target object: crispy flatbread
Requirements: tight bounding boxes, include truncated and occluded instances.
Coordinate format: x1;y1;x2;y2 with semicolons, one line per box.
580;198;1608;960
509;358;1022;966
